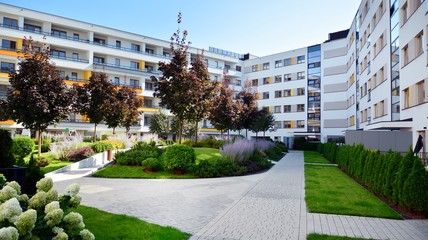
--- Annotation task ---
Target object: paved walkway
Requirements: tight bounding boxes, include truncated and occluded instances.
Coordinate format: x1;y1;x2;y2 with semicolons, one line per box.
52;151;428;239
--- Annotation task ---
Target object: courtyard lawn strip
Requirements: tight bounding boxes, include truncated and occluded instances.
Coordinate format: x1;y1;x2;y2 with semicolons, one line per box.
41;160;73;174
194;147;222;163
92;165;196;179
76;205;190;240
307;233;372;240
305;164;402;219
304;151;332;164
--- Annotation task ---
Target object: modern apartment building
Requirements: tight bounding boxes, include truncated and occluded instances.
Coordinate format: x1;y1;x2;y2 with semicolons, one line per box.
0;1;427;150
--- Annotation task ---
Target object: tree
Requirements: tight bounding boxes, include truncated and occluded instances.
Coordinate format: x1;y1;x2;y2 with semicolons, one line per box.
208;78;236;136
103;88;121;134
170;116;197;140
2;39;72;158
117;86;143;133
152;12;192;144
149;110;170;139
236;80;258;137
249;109;275;138
186;53;219;144
73;72;115;141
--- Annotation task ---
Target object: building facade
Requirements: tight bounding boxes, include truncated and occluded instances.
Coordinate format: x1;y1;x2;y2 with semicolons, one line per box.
0;1;427;150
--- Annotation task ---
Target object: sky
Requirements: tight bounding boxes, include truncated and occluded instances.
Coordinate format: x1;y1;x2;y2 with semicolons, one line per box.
1;0;361;56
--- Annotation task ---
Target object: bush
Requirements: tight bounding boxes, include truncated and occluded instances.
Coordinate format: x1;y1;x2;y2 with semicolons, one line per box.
66;146;95;162
100;140;125;150
264;146;284;161
163;145;195;174
0;129;15;168
141;158;162;172
393;149;417;205
248;150;272;169
274;141;288;152
158;140;174;146
292;137;319;151
41;143;51;153
197;137;224;149
37;157;51;167
115;142;163;166
12;137;35;159
401;159;428;213
91;141;113;153
381;151;402;201
194;158;241;178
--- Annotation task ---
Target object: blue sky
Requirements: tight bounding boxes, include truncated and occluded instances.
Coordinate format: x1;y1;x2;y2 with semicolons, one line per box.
1;0;361;56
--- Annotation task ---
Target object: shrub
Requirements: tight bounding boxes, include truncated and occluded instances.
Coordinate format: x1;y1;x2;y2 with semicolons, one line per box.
41;143;51;153
12;137;35;159
100;140;125;150
394;149;417;205
115;142;163;166
141;158;162;172
91;141;113;153
108;133;134;148
194;158;241;178
221;139;256;163
274;141;288;152
249;150;272;169
37;157;50;167
292;137;319;151
401;159;428;213
159;140;175;146
381;151;402;201
264;146;284;161
163;145;195;174
0;129;15;168
66;146;95;162
24;154;44;194
197;137;224;149
50;135;83;160
0;175;94;239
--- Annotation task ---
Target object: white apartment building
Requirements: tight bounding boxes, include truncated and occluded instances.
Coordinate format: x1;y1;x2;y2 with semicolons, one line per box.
0;1;427;150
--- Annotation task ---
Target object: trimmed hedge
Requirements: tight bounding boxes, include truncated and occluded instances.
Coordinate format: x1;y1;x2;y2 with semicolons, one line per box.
0;129;15;168
194;158;243;178
141;157;162;172
318;143;428;214
115;142;162;166
163;145;195;174
91;141;113;153
182;137;225;149
12;136;35;159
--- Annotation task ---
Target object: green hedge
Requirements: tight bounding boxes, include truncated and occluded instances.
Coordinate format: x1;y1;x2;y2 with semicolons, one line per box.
115;142;162;166
318;143;428;214
12;137;35;159
163;145;195;174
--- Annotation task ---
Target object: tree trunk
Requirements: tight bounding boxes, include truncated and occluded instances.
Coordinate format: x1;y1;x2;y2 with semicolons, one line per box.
195;121;199;145
93;124;97;142
245;129;248;139
178;120;183;144
263;131;266;138
227;129;230;141
38;130;42;159
113;127;116;135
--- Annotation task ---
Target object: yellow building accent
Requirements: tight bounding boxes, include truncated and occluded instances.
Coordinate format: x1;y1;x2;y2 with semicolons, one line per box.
200;128;220;133
83;71;91;81
81;115;90;122
133;88;143;93
139;60;145;70
268;77;272;84
349;33;354;45
0;73;9;78
16;38;23;51
268;106;272;112
0;120;14;125
290;89;295;96
257;93;261;100
257;64;260;71
290;120;295;128
64;80;85;86
291;57;295;65
0;49;22;57
138;107;160;113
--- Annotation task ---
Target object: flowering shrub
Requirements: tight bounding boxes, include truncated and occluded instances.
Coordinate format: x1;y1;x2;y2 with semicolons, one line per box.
99;140;125;150
107;134;134;149
66;146;95;162
221;139;276;163
50;135;83;160
0;174;94;239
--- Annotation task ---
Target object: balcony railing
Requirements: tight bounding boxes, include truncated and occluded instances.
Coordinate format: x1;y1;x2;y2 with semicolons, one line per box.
113;82;142;89
0;23;170;59
93;62;161;75
51;55;89;63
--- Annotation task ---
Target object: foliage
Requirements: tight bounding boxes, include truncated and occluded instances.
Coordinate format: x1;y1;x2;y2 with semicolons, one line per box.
234;80;258;134
193;158;241;178
182;137;224;149
248;109;275;137
274;141;288;153
221;139;256;163
208;78;237;133
141;158;162;172
116;86;143;133
158;140;175;146
293;137;319;151
11;137;35;160
107;134;134;149
24;154;44;194
99;140;125;150
114;142;162;166
170;117;197;140
163;145;195;174
149;110;170;139
264;146;284;161
401;159;428;212
0;129;15;168
0;175;94;239
317;142;339;163
41;143;51;153
66;146;95;162
393;149;417;206
50;135;83;160
1;38;72;158
91;141;113;153
307;233;375;240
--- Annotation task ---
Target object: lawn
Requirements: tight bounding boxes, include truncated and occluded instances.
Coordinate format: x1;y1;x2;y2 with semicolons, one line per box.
307;234;371;240
304;151;331;164
194;147;222;163
305;164;402;219
76;205;190;240
92;165;196;179
41;160;73;174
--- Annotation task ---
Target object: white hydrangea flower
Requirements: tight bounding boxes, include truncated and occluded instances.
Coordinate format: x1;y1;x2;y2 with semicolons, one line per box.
80;229;95;240
44;201;60;214
65;184;80;197
0;174;7;184
28;191;47;210
44;208;64;227
0;186;18;202
17;194;29;203
14;209;36;237
6;182;21;195
53;232;69;240
47;189;59;203
52;226;64;234
36;177;53;192
0;198;22;223
63;212;85;232
0;227;19;240
69;195;82;208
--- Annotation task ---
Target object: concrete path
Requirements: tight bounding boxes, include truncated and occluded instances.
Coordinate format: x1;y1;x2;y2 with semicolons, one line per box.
51;151;428;239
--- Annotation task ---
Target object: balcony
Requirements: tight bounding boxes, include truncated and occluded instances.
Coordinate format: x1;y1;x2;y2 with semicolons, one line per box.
112;82;142;90
51;55;89;63
93;62;161;75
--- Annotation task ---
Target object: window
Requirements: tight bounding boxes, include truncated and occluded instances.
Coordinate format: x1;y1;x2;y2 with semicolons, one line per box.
71;72;78;80
262;92;269;99
417;80;425;104
415;31;423;56
144;99;153;107
145;82;154;90
403;88;410;108
274;75;282;83
146;65;154;72
297;88;305;96
252;79;258;86
275;60;283;68
263;77;269;85
116;40;121;48
236;66;242;72
93;56;105;64
52;29;67;38
274;121;282;129
252;65;258;72
1;40;16;50
297;104;305;112
402;45;409;65
297;72;305;80
58;70;65;78
274;106;281;113
3;17;18;29
114;77;120;85
284;74;291;81
51;50;66;59
283;121;291;128
402;2;409;23
72;53;78;60
236;80;242;86
274;90;282;98
93;38;106;45
73;33;79;40
131;43;141;52
284;105;291;112
262;62;269;70
24;24;41;33
284;58;292;66
284;89;291;97
144;116;151;126
297;55;305;64
130;61;140;69
1;62;15;73
115;58;120;66
146;48;154;54
130;79;139;88
297;120;305;128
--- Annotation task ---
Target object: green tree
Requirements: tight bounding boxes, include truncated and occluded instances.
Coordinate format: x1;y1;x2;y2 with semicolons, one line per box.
0;129;15;168
249;109;275;138
170;116;196;139
393;149;417;205
401;158;428;212
149;110;170;139
236;80;258;137
2;39;72;158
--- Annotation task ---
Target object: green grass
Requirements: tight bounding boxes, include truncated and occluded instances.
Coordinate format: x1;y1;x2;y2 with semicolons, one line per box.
307;234;371;240
76;205;190;240
304;151;332;164
194;147;222;163
92;165;196;179
305;164;402;219
41;160;73;174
